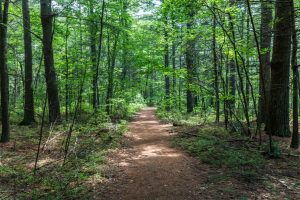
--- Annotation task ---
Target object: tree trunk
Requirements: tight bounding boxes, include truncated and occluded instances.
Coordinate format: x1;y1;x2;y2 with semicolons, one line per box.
212;8;220;123
162;0;170;111
0;0;10;143
121;0;128;86
259;0;272;125
20;0;35;125
290;0;299;149
40;0;61;123
65;20;69;121
89;3;98;110
269;0;292;137
106;33;119;115
228;59;236;119
186;4;196;113
227;8;236;119
95;0;105;106
172;42;176;107
164;32;170;111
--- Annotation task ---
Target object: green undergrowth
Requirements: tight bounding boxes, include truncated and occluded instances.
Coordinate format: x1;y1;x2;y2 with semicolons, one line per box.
0;104;142;199
156;108;216;126
29;120;127;199
173;126;265;182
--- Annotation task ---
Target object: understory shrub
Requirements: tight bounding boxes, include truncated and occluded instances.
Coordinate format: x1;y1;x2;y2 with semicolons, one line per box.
173;126;265;181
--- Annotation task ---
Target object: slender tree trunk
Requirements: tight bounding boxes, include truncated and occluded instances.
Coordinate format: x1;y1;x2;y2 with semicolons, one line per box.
96;0;105;106
186;5;196;113
161;0;170;111
269;0;292;137
0;0;10;143
228;9;236;119
228;58;236;119
172;42;176;107
291;0;299;149
40;0;61;123
20;0;35;125
178;54;182;110
106;33;119;115
121;0;128;86
228;6;251;135
65;20;69;121
224;54;229;128
164;33;170;111
89;3;98;110
245;15;250;114
212;8;220;123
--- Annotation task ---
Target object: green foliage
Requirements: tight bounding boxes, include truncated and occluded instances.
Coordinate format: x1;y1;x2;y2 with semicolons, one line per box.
0;165;17;177
110;97;145;120
156;107;216;126
0;112;129;199
173;126;265;181
264;141;282;159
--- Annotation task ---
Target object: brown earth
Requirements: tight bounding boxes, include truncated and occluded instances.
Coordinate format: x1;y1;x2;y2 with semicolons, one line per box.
96;107;300;200
97;107;207;200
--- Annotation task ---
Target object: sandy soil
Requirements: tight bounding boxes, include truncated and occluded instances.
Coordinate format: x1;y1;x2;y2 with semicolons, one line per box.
97;107;207;200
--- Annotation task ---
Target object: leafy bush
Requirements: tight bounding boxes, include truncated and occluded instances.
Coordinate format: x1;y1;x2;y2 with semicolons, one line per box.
111;98;129;119
110;96;145;120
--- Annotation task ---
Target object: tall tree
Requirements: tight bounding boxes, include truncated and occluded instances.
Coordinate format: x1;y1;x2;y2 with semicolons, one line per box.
290;0;299;149
185;1;197;113
106;33;119;115
269;0;292;137
121;0;128;85
0;0;10;143
212;5;220;123
162;3;170;111
89;1;98;110
259;0;272;126
40;0;61;123
227;8;236;120
20;0;35;125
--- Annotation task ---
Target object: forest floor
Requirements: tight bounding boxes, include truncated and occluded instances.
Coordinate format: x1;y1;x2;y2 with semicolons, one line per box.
97;107;300;200
97;107;206;200
0;107;299;199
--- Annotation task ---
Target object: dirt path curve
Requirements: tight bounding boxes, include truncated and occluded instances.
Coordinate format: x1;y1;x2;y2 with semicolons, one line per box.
98;108;207;200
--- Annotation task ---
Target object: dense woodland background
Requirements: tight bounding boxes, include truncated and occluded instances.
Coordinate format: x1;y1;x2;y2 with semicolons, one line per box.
0;0;300;199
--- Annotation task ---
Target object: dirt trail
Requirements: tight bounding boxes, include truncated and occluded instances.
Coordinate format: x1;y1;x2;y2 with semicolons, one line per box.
98;107;207;200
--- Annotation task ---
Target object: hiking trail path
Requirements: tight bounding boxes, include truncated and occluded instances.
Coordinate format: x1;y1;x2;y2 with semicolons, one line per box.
98;107;208;200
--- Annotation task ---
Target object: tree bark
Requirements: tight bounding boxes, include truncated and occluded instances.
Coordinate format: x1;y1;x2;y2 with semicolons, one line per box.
269;0;292;137
40;0;61;123
290;0;299;148
172;42;176;106
259;0;272;125
89;2;98;110
212;7;220;123
20;0;35;125
95;0;105;106
164;29;170;111
106;33;119;115
186;3;196;113
0;0;10;143
227;9;236;119
162;0;171;111
65;20;69;121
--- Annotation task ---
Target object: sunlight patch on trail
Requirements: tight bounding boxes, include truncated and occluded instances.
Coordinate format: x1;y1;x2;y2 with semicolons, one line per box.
131;120;159;125
133;145;181;159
